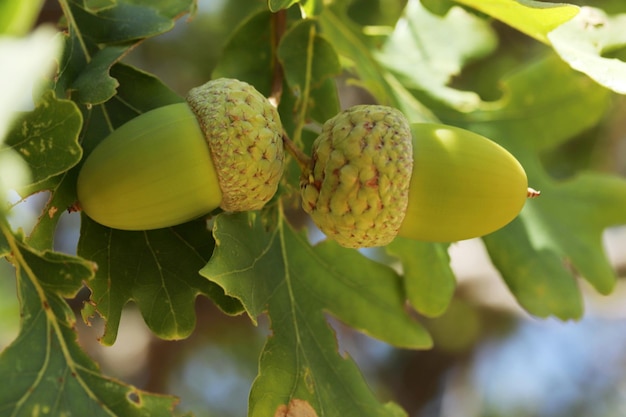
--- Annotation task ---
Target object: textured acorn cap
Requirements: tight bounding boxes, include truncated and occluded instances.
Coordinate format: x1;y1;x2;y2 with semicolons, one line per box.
301;105;413;248
186;78;284;212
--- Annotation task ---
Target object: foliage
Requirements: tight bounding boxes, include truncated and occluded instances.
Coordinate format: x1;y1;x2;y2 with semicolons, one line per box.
2;0;626;416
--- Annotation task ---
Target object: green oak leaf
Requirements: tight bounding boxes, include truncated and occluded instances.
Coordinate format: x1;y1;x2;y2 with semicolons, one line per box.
455;0;579;44
212;10;275;96
268;0;298;12
78;217;242;346
346;0;407;28
0;221;176;416
421;0;455;16
56;0;193;104
201;211;430;417
318;3;437;123
376;0;498;111
3;91;82;191
0;0;44;36
548;7;626;94
267;0;324;16
277;18;341;125
386;238;455;318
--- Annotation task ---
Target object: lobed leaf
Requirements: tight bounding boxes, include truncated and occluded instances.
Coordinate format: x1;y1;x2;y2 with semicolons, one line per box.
0;222;176;416
78;217;242;346
201;211;430;417
548;6;626;94
318;2;437;122
376;0;498;111
386;238;456;318
212;10;275;96
278;18;341;124
4;91;82;191
55;0;194;105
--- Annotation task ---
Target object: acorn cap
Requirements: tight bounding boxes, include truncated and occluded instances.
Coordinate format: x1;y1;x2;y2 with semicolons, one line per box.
301;105;413;248
186;78;284;212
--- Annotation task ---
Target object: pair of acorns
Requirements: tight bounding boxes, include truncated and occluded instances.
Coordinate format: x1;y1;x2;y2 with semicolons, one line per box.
77;78;537;248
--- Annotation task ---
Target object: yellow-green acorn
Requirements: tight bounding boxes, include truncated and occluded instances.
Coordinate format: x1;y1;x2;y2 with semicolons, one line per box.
301;105;532;248
77;78;284;230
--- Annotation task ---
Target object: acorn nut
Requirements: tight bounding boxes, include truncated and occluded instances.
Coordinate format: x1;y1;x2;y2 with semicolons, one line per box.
301;105;533;248
77;78;284;230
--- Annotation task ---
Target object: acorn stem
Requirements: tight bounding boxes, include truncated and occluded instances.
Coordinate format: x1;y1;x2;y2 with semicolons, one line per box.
282;130;311;171
527;187;541;198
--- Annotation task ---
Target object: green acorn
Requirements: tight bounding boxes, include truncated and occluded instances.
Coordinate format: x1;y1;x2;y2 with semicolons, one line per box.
77;78;284;230
301;105;534;248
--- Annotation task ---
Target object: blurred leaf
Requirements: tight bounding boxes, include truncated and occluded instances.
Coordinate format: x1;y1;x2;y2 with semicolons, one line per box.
201;211;429;416
420;0;455;16
387;238;455;317
0;147;31;209
377;0;497;111
447;54;611;152
78;217;242;346
0;221;176;416
483;217;584;319
0;0;44;36
346;0;407;27
319;2;436;122
268;0;325;15
301;0;325;16
455;0;579;44
0;26;62;142
212;10;275;96
0;233;8;256
548;7;626;94
278;18;341;124
269;0;299;12
4;91;82;191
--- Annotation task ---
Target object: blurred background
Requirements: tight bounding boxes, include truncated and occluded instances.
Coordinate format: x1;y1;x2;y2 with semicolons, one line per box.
3;0;626;416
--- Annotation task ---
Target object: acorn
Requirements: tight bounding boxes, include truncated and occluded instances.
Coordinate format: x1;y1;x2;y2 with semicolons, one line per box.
301;105;533;248
77;78;284;230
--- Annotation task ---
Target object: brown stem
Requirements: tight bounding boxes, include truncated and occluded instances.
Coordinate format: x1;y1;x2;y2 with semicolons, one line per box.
269;9;287;107
283;130;311;172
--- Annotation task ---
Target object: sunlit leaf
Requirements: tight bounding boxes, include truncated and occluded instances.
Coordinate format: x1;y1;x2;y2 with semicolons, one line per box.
4;92;82;190
268;0;298;12
0;0;44;36
377;0;497;111
319;3;437;122
548;6;626;94
455;0;579;44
